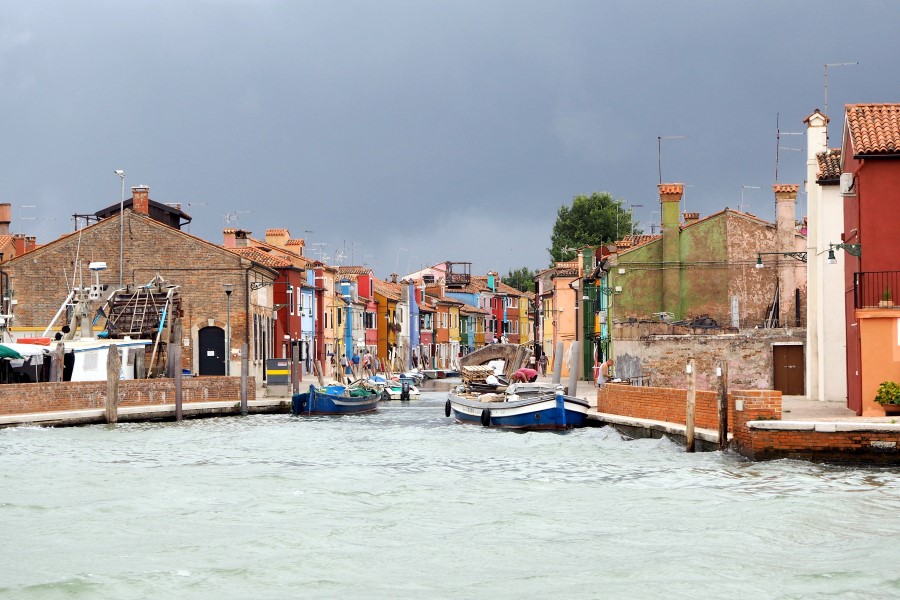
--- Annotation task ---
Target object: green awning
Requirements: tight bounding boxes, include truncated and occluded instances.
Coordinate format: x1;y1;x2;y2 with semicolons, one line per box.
0;344;24;359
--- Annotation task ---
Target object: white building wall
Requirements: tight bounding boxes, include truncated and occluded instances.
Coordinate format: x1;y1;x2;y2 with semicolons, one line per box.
805;111;848;402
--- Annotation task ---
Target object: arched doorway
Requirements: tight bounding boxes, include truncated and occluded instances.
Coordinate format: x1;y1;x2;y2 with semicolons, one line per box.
198;326;226;376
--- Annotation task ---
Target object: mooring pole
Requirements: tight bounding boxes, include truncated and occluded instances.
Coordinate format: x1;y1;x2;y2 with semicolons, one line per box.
717;361;729;451
685;359;696;452
240;342;249;416
174;318;183;422
566;341;580;397
552;342;564;385
50;342;64;382
105;344;120;424
315;360;325;387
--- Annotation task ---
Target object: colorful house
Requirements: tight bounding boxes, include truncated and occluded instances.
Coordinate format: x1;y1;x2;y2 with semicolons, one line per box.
838;103;900;415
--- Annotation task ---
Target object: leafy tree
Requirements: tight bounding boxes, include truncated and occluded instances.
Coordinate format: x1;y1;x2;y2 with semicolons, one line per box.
548;192;633;263
504;267;536;293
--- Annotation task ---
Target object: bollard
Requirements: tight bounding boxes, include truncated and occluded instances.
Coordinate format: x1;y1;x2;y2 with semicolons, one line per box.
566;341;580;398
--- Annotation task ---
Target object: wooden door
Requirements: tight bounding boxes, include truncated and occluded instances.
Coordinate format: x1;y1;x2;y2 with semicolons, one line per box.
773;345;804;396
198;326;226;376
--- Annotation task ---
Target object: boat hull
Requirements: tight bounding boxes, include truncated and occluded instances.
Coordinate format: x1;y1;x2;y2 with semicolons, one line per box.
447;391;589;430
292;385;379;416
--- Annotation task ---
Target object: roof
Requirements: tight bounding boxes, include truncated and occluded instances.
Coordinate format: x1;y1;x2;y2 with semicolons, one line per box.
337;266;372;276
816;149;843;183
265;228;289;236
228;246;293;268
846;104;900;156
460;303;491;316
372;278;402;301
615;234;659;250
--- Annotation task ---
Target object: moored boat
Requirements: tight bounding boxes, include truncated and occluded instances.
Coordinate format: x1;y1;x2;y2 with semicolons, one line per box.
445;382;589;430
291;384;379;416
362;375;421;401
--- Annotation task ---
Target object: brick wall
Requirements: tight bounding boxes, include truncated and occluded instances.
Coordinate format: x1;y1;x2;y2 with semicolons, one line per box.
0;377;253;416
734;428;900;464
599;383;738;431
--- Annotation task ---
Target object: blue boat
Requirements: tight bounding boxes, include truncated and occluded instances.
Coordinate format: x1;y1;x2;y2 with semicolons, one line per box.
445;382;589;431
291;384;379;416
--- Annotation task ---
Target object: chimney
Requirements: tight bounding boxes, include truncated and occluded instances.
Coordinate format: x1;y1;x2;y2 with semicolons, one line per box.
25;236;36;252
234;229;250;248
0;203;10;235
132;186;150;215
773;184;799;326
683;211;700;225
659;183;684;318
265;228;290;249
285;238;305;256
803;109;829;161
13;233;25;255
390;273;398;284
223;228;238;248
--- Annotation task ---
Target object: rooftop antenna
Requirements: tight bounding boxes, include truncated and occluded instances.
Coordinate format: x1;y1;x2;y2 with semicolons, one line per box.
824;62;858;142
224;210;251;228
740;185;761;213
657;136;686;184
775;113;803;182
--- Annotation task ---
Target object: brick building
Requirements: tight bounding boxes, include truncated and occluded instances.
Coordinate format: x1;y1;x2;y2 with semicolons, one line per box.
4;189;277;381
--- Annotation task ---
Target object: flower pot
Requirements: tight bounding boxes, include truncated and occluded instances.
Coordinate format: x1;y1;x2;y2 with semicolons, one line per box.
879;300;895;308
881;404;900;415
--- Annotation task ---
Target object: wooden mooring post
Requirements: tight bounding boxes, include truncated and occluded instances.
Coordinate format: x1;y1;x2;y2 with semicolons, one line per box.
105;344;120;424
173;319;183;422
717;361;729;450
314;360;325;387
552;342;564;385
240;343;249;416
685;359;696;452
50;342;64;382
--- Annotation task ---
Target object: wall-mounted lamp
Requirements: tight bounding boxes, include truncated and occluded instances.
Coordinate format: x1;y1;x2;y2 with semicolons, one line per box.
755;251;808;269
827;242;862;264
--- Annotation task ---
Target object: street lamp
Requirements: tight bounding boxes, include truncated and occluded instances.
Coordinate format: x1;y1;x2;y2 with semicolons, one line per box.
224;283;233;376
114;170;126;287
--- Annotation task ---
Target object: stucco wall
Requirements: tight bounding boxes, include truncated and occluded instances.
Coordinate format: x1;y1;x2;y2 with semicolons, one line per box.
612;322;806;391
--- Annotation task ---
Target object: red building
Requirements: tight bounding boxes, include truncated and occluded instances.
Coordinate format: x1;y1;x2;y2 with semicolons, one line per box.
840;104;900;414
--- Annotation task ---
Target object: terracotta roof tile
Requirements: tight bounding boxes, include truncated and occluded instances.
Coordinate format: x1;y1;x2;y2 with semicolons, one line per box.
372;278;402;300
658;183;684;197
265;228;289;236
337;266;372;276
285;239;304;246
846;104;900;155
229;246;292;268
816;149;842;182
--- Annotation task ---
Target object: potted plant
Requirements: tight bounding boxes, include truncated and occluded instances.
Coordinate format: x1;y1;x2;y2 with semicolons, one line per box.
879;288;894;308
874;380;900;414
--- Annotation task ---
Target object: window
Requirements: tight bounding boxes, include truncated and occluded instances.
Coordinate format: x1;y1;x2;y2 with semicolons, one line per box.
287;286;294;316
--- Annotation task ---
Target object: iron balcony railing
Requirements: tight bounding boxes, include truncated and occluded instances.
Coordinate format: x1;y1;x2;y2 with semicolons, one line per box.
855;271;900;309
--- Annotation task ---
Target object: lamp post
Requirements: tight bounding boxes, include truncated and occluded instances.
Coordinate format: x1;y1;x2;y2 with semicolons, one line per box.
224;283;233;376
114;170;125;287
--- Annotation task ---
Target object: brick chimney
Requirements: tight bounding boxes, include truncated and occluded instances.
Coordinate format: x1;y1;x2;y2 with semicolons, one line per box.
285;238;305;256
774;184;799;326
683;211;700;225
223;228;237;248
0;203;10;235
659;183;684;318
265;228;290;249
25;236;36;252
131;186;150;215
234;229;250;248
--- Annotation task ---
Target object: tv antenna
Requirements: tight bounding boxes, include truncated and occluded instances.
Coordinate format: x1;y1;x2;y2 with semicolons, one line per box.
775;113;804;181
224;210;251;228
739;185;761;213
824;62;858;141
657;135;686;184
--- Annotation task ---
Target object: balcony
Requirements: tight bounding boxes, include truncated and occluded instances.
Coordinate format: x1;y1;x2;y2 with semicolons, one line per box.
854;271;900;309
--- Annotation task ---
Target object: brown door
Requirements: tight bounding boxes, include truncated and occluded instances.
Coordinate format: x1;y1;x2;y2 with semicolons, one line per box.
773;345;804;396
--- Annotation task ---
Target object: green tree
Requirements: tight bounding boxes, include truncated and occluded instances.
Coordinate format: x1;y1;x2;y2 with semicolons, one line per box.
504;267;536;293
548;192;632;263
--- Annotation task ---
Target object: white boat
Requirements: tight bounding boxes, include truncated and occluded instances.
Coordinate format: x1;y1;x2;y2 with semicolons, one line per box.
446;381;589;430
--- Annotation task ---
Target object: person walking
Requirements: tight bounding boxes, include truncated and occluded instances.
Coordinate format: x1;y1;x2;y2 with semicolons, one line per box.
351;350;361;379
539;354;548;375
340;354;352;384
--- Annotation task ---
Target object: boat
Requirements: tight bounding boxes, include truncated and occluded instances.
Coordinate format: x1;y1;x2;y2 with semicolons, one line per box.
362;375;420;401
291;383;379;416
445;381;589;431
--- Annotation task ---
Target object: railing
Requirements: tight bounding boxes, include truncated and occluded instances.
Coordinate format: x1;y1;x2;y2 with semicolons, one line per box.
855;271;900;308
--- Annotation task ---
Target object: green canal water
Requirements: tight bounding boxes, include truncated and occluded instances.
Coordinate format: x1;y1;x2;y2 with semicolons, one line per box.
2;389;900;599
